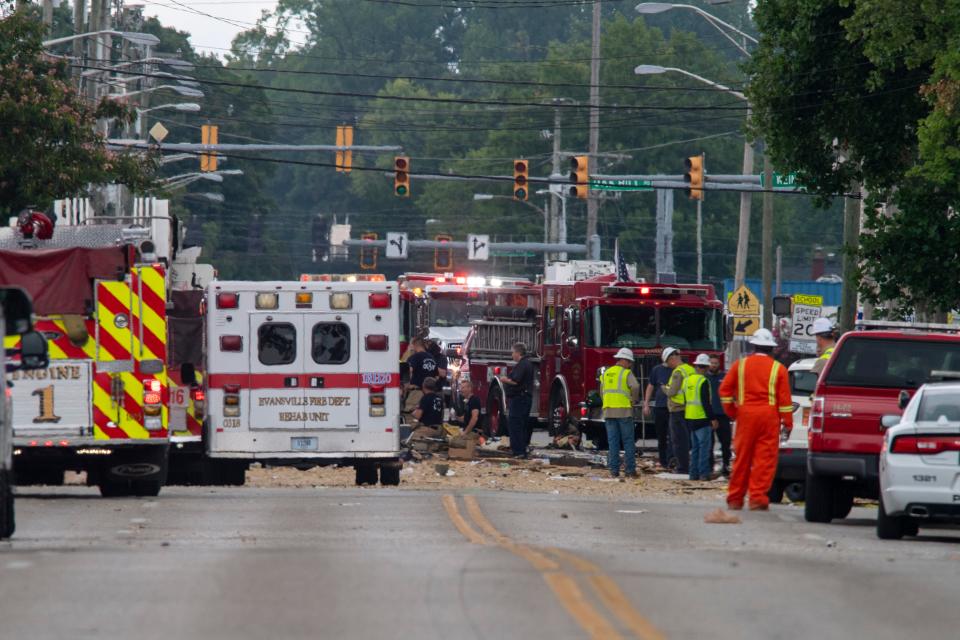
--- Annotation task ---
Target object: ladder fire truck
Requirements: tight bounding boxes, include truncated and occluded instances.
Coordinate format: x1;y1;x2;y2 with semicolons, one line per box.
462;265;726;446
0;203;176;496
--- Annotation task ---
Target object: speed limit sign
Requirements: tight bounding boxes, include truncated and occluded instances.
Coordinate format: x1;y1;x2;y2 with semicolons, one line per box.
789;304;823;355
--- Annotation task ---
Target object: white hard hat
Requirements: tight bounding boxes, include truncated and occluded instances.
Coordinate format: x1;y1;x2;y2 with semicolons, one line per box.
749;328;778;347
614;347;635;362
693;353;711;366
661;347;679;363
812;317;835;335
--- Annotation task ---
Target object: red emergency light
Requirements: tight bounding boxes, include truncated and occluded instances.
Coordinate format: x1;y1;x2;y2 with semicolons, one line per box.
365;335;389;351
369;293;392;309
216;292;239;309
220;335;243;351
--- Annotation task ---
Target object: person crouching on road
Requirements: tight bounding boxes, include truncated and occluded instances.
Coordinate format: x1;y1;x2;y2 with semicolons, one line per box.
661;347;694;475
499;342;535;459
453;380;482;437
602;348;641;478
719;329;792;510
412;377;444;429
685;354;719;481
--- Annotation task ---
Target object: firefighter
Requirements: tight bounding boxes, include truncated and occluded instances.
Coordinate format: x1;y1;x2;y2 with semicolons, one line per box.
661;347;695;475
810;318;837;375
719;328;793;510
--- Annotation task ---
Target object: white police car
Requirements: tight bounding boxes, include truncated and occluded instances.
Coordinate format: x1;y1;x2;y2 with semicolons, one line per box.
769;358;818;503
877;381;960;539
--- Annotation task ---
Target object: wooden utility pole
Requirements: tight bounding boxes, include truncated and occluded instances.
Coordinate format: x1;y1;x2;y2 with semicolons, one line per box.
72;0;86;69
762;153;774;330
42;0;53;32
839;180;862;332
586;1;601;250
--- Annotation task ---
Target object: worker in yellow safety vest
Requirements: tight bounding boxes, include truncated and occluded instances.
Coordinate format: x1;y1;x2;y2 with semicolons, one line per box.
602;347;640;478
683;354;719;480
810;317;837;375
661;347;695;475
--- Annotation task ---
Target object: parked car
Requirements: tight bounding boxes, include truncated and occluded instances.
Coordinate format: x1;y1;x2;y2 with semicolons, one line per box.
877;382;960;539
806;324;960;523
769;357;818;503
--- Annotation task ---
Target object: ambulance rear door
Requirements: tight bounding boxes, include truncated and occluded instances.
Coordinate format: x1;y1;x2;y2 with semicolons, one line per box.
302;313;360;432
248;313;305;429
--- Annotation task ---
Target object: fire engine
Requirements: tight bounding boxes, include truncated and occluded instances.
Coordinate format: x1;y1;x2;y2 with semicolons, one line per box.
462;265;726;446
1;287;50;538
204;279;403;485
0;204;176;496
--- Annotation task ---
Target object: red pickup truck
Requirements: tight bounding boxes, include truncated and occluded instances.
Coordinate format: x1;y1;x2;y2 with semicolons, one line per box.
806;325;960;523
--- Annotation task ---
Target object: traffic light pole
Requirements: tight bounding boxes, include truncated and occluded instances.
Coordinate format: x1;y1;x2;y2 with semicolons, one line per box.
342;238;592;255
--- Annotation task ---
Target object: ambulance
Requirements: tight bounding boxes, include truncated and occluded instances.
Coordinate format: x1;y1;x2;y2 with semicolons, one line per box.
204;279;402;485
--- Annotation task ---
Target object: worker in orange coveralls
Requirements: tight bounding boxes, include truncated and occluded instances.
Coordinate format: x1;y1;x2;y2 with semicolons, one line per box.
719;328;793;511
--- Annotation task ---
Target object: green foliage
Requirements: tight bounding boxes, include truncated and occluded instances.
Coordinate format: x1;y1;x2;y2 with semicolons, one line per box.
0;11;156;216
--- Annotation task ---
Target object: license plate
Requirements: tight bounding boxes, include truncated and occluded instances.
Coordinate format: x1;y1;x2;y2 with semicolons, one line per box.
291;437;318;451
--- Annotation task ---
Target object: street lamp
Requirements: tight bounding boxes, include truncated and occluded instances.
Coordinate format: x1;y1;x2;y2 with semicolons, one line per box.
116;85;205;99
136;103;201;115
43;30;160;48
81;57;194;78
635;64;749;285
152;71;201;87
635;3;756;56
195;193;225;203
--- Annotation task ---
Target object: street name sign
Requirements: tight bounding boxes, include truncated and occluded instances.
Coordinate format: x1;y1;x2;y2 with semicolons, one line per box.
588;178;653;192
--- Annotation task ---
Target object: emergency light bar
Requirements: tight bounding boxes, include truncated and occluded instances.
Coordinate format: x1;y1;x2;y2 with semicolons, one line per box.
602;285;708;298
300;274;386;282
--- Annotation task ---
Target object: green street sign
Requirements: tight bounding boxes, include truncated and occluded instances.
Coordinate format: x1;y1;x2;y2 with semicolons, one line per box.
759;172;801;188
588;178;653;192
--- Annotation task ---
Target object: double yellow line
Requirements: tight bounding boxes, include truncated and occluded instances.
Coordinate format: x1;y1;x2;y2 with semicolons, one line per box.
441;494;665;640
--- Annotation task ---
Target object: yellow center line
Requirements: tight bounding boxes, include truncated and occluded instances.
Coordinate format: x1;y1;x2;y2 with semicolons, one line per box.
440;495;487;545
447;495;622;640
548;547;667;640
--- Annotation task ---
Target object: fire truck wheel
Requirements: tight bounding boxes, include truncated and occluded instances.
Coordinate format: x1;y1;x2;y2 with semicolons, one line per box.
486;387;506;437
379;462;402;486
548;387;568;437
0;471;14;539
355;462;378;486
98;480;130;498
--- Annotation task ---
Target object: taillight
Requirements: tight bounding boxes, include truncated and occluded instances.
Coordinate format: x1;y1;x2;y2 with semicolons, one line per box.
809;396;824;433
143;378;162;417
369;292;391;309
220;335;243;351
223;383;241;417
365;334;389;351
891;435;960;455
191;388;205;416
216;292;239;309
369;385;386;417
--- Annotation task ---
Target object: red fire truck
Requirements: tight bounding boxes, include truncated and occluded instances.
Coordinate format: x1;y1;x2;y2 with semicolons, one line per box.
462;273;726;446
0;211;174;496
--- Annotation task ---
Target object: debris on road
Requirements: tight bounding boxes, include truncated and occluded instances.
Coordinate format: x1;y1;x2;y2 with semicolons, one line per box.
704;508;742;524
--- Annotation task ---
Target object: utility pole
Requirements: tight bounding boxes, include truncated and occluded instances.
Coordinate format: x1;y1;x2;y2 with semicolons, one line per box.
696;198;703;284
42;0;53;33
775;245;782;295
655;189;675;281
72;0;86;77
586;1;601;242
733;136;754;288
762;153;774;330
550;103;563;262
839;180;861;332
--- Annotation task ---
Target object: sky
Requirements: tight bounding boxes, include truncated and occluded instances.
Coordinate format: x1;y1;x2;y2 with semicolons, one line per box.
135;1;282;55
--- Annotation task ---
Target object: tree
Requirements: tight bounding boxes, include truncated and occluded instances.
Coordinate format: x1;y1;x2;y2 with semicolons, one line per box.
0;12;156;216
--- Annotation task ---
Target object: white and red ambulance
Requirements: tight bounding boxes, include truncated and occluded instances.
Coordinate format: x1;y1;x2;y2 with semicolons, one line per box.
204;280;402;485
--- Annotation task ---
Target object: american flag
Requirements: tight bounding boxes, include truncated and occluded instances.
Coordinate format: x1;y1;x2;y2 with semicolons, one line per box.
614;239;631;282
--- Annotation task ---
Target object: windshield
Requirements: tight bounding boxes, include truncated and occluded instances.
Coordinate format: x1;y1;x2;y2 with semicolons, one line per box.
429;298;485;327
585;305;723;351
790;369;818;395
917;388;960;422
825;337;960;389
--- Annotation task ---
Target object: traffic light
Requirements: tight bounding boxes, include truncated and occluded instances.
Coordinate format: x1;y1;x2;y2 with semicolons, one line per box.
569;155;589;199
394;156;410;197
684;154;704;200
360;232;378;270
200;124;218;172
434;234;453;271
336;125;354;173
513;159;529;201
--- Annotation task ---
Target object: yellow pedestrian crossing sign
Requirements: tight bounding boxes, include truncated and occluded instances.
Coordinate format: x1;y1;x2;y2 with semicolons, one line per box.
728;284;760;316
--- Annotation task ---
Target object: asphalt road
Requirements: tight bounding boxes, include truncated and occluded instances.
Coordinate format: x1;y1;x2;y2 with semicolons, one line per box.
2;486;960;640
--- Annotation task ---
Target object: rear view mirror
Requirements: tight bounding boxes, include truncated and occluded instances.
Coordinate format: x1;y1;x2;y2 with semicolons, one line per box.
880;414;901;430
18;331;49;371
898;390;911;410
0;287;34;336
